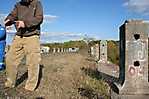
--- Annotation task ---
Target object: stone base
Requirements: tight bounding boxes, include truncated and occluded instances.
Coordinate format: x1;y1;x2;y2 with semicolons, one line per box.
111;89;149;99
97;61;119;78
118;79;149;94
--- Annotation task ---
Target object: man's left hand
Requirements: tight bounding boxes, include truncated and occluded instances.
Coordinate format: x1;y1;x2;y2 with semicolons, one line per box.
15;21;25;29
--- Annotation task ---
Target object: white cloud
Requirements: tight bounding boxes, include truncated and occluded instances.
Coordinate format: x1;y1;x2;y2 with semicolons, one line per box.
43;14;58;23
40;32;84;43
123;0;149;15
0;13;58;24
41;32;83;37
40;32;83;42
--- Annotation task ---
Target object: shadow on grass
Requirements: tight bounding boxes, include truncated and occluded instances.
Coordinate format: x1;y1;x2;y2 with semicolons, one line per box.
36;65;44;89
16;72;28;86
78;87;105;99
80;67;120;95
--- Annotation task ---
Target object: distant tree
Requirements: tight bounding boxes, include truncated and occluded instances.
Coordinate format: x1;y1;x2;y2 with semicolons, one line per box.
83;34;95;45
107;41;119;65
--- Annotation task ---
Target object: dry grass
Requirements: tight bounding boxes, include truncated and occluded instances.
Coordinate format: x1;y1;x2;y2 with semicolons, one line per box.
0;52;110;99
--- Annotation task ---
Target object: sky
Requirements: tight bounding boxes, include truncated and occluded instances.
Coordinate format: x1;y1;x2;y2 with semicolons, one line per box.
0;0;149;44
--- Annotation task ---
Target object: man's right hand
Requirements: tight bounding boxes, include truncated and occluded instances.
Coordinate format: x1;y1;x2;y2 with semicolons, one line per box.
4;19;13;26
4;19;10;24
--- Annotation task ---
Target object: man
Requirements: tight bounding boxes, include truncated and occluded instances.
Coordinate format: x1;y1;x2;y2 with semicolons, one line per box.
4;0;43;91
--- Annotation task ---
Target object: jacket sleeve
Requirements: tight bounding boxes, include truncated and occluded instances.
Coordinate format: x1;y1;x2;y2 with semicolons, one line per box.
5;4;18;23
24;1;43;28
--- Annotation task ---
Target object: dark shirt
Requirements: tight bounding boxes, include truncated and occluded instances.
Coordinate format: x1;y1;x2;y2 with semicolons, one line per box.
5;0;43;37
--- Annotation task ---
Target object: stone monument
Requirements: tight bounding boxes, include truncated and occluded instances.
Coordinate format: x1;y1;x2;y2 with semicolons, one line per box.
111;20;149;99
53;48;56;53
98;40;107;63
90;46;94;57
95;43;100;61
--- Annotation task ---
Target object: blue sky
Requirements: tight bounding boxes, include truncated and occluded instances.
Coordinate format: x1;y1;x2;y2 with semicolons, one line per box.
0;0;149;44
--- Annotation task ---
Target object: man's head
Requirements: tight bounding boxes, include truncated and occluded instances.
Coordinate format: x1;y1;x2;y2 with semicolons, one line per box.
21;0;33;4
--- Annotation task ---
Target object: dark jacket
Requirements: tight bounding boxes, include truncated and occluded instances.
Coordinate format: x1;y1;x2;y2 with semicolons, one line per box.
5;0;43;37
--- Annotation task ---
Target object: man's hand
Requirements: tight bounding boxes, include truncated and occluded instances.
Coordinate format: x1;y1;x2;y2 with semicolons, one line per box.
4;19;13;26
15;21;25;29
4;19;10;25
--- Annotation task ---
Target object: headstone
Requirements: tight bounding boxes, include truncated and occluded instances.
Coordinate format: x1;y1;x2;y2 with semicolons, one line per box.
66;48;69;53
68;48;71;52
93;45;96;58
95;43;100;61
63;48;66;52
57;48;60;53
97;40;118;77
98;40;107;63
90;45;96;58
111;20;149;99
53;48;56;53
41;46;50;53
90;46;94;56
61;48;64;53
